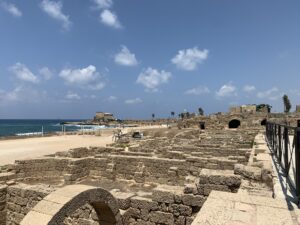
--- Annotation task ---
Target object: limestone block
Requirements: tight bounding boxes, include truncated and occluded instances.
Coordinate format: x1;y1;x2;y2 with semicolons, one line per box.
112;192;135;210
169;204;192;216
181;194;205;207
234;164;262;181
149;211;174;225
183;184;196;194
152;189;174;204
131;196;158;211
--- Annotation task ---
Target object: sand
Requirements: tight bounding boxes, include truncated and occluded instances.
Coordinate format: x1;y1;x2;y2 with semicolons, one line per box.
0;125;166;166
0;134;113;166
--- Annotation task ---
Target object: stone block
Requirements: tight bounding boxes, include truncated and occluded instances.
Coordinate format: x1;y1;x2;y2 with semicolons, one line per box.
181;194;205;207
149;211;174;225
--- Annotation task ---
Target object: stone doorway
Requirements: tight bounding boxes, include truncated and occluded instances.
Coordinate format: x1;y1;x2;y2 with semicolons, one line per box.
228;119;241;129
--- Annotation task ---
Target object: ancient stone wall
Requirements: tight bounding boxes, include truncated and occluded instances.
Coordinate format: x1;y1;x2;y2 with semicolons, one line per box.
6;184;55;225
13;158;69;180
0;185;7;225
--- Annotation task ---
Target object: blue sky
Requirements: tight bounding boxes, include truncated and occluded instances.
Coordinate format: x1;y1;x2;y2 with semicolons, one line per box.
0;0;300;119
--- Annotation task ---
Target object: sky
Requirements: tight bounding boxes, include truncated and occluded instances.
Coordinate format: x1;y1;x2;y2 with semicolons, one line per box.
0;0;300;119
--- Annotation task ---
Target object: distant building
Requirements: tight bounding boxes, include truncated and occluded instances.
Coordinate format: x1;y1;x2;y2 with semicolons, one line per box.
229;105;256;114
229;104;272;114
296;105;300;113
94;112;115;122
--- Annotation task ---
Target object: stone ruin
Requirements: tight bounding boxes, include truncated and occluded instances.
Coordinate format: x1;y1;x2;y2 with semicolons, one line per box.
0;116;283;224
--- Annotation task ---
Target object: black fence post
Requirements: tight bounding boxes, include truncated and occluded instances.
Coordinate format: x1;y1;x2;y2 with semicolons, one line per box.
274;125;277;155
284;127;289;176
295;129;300;205
278;126;282;163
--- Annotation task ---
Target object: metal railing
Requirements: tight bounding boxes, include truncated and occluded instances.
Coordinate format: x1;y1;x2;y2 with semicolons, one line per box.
266;122;300;204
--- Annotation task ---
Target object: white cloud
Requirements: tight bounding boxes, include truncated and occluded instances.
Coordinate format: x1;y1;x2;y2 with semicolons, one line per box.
136;67;172;92
59;65;105;90
114;46;138;66
40;0;71;30
243;85;256;92
0;86;46;103
9;63;39;84
257;87;282;100
125;98;142;105
107;95;117;101
100;9;121;29
39;67;53;80
88;82;106;91
0;1;22;17
216;82;237;98
93;0;113;9
171;47;209;71
65;92;81;100
185;86;210;95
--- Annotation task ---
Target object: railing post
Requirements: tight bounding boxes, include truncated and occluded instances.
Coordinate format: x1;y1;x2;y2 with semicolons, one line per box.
272;124;276;150
274;125;277;155
284;127;289;176
278;126;282;163
295;129;300;205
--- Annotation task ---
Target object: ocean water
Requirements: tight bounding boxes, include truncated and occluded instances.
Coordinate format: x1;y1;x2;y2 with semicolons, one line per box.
0;119;87;137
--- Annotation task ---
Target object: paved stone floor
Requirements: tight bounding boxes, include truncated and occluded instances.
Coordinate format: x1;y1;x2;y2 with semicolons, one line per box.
192;190;298;225
192;133;300;225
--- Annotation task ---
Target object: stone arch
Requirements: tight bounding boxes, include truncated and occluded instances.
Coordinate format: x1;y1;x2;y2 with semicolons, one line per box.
228;119;241;129
261;119;267;126
21;185;122;225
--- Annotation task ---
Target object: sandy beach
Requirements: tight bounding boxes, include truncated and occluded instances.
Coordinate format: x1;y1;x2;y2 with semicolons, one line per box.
0;125;166;166
0;134;113;166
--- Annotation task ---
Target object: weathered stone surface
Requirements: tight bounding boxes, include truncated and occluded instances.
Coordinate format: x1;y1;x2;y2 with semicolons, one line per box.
149;211;174;225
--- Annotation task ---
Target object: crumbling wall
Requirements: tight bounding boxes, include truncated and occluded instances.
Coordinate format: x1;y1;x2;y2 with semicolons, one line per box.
6;184;55;224
14;158;69;180
0;185;7;225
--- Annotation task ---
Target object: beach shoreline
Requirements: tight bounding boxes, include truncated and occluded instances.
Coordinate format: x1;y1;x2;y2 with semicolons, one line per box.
0;125;166;166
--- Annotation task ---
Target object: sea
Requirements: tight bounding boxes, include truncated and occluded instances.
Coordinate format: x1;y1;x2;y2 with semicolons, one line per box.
0;119;105;137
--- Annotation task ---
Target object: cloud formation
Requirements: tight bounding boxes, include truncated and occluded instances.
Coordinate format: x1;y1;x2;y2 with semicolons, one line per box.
100;9;121;29
59;65;105;90
0;1;22;17
107;95;117;101
39;67;53;80
216;82;237;98
65;92;81;100
185;86;210;95
171;47;209;71
137;67;172;92
257;87;282;100
9;63;39;84
0;86;46;103
93;0;113;9
243;85;256;92
40;0;72;30
125;98;142;105
114;46;138;66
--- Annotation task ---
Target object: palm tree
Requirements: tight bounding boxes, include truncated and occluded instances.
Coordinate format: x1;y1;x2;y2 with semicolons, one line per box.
171;111;175;118
283;94;291;113
152;113;155;120
198;107;204;116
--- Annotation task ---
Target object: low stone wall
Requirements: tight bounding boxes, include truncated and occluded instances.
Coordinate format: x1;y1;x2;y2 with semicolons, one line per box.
13;158;69;180
6;184;55;225
196;169;241;196
0;185;7;225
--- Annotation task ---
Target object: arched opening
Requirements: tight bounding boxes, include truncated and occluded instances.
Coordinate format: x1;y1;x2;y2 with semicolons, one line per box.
228;119;240;129
21;185;122;225
261;119;267;126
199;122;205;130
